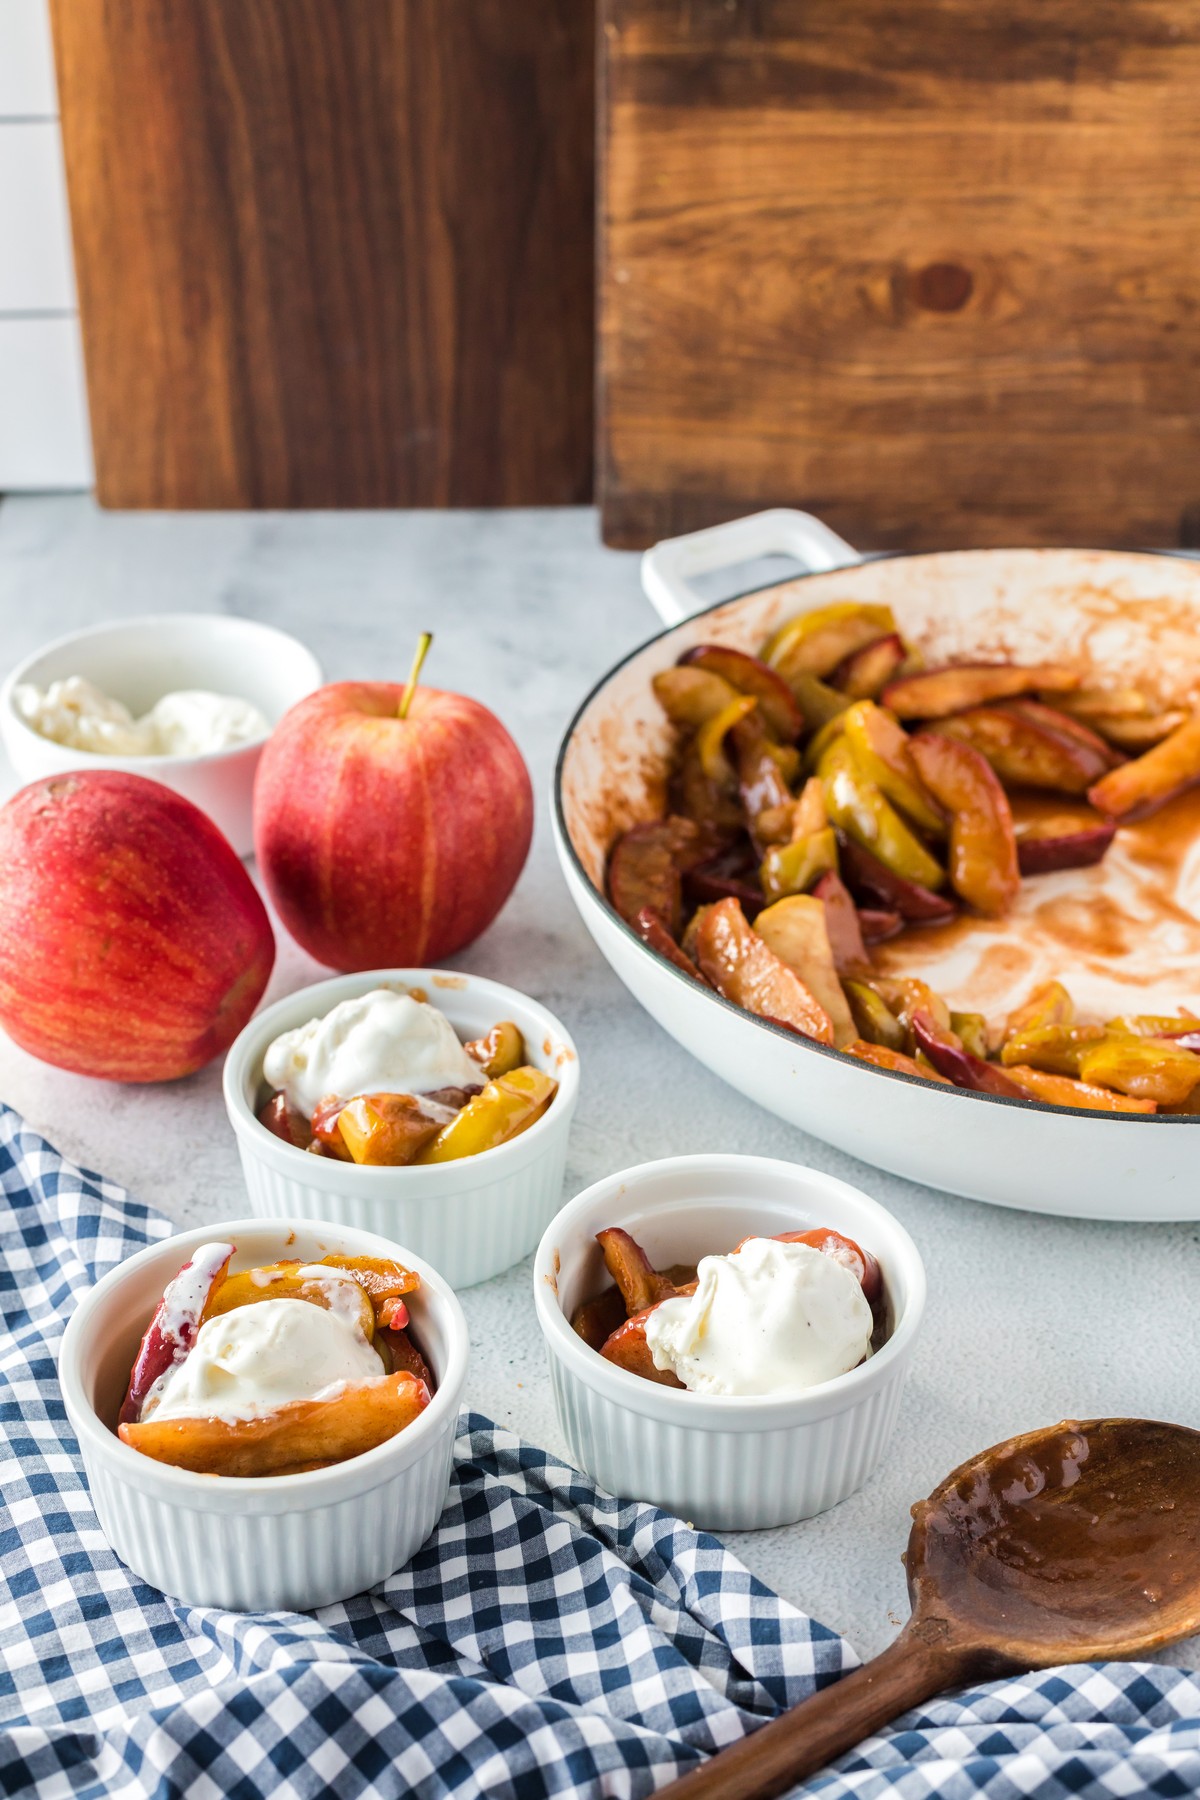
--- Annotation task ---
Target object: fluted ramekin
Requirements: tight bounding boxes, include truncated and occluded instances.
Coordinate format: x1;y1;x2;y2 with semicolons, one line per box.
59;1217;468;1611
534;1154;925;1531
224;970;579;1289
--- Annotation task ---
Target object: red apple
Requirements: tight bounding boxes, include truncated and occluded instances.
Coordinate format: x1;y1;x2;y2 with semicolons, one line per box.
254;681;533;970
0;772;274;1081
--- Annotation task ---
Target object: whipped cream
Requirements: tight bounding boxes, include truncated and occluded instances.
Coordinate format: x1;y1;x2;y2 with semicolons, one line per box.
13;675;268;757
644;1237;873;1397
263;987;481;1117
142;1290;383;1424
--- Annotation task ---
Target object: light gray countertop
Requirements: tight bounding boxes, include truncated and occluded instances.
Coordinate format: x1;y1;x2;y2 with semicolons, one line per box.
2;494;1198;1665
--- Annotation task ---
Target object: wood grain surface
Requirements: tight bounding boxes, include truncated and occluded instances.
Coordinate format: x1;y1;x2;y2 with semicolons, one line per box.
600;0;1200;550
50;0;594;509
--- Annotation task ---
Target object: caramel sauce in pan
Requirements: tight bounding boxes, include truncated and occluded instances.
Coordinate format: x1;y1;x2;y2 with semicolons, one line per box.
911;1419;1200;1652
874;789;1200;1021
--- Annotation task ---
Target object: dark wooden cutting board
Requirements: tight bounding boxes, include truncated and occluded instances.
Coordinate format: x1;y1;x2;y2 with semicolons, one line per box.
600;0;1200;550
51;0;594;509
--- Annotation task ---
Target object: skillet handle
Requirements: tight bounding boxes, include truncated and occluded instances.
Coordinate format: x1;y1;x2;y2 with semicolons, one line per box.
640;508;860;627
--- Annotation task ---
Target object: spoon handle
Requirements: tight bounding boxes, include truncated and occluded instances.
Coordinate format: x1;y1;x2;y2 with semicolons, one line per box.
655;1626;967;1800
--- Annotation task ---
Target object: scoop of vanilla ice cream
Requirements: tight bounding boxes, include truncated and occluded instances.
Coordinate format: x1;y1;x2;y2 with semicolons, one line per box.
644;1236;873;1396
263;988;482;1116
142;1294;383;1423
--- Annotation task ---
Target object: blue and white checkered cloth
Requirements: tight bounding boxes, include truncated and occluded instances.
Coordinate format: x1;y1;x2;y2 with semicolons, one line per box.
2;1106;1200;1798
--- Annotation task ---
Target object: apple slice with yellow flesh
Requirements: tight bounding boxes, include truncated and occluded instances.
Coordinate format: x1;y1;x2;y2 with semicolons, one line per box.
882;662;1081;721
1087;710;1200;821
754;895;857;1046
908;732;1020;916
692;897;835;1044
679;644;805;741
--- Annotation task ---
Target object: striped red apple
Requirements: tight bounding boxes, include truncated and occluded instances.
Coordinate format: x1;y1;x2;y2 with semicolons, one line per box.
253;654;533;972
0;771;274;1081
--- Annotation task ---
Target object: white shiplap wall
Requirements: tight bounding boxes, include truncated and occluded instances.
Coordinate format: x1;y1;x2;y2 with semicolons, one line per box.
0;0;92;489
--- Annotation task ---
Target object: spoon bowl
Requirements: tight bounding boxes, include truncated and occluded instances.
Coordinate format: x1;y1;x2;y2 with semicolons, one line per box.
660;1417;1200;1800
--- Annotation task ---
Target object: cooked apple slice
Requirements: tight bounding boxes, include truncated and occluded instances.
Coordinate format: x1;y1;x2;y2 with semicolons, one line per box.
754;895;857;1045
465;1020;526;1078
760;827;838;903
119;1241;234;1426
337;1094;445;1166
862;973;953;1036
377;1324;436;1391
1076;1037;1200;1106
683;837;764;914
730;709;794;830
763;603;897;684
631;906;708;982
257;1094;313;1150
1005;980;1076;1042
595;1226;682;1315
831;633;906;701
882;662;1082;721
652;665;741;729
1089;710;1191;752
820;739;946;892
858;907;904;943
930;706;1109;794
696;694;759;781
1016;815;1117;876
570;1287;628;1352
999;1022;1106;1074
670;738;747;837
1002;699;1124;770
1087;710;1200;821
908;732;1019;916
608;816;711;936
680;644;804;741
600;1308;686;1387
810;871;871;976
692;896;835;1044
836;832;957;925
208;1263;378;1342
844;981;905;1050
1002;1065;1156;1113
840;700;946;835
911;1012;1028;1097
416;1066;556;1163
846;1039;950;1081
120;1371;429;1476
790;671;854;731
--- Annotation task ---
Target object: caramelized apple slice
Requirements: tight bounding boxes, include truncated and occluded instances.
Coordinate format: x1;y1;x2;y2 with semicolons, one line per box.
754;895;857;1046
465;1020;525;1078
790;671;854;731
841;701;946;835
119;1241;234;1426
1002;699;1124;770
911;1011;1028;1098
311;1096;353;1159
1002;1065;1157;1114
858;907;904;943
908;732;1019;916
730;709;794;830
931;706;1109;794
208;1263;378;1342
1087;710;1191;752
338;1094;445;1166
1015;814;1117;876
1005;980;1076;1042
844;981;905;1050
832;633;906;701
760;828;838;903
608;815;711;936
692;897;835;1044
670;739;746;836
696;694;759;781
835;833;957;925
810;870;871;976
595;1226;682;1315
600;1308;686;1387
763;603;897;684
820;739;946;891
999;1023;1106;1075
416;1066;557;1163
882;663;1081;721
846;1039;950;1081
680;644;804;741
1077;1037;1200;1106
631;906;709;982
377;1324;436;1391
1087;711;1200;822
257;1094;312;1150
652;665;741;729
120;1371;429;1477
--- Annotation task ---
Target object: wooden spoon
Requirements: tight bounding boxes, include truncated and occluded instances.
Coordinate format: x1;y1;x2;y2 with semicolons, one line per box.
658;1417;1200;1800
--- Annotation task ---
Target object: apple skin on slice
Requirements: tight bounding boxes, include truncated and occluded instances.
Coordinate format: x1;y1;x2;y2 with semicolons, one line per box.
831;633;906;702
631;907;708;983
931;705;1109;794
608;816;712;937
119;1241;234;1426
911;1011;1029;1098
692;897;835;1045
836;832;958;925
908;732;1020;917
680;644;805;742
1016;816;1117;876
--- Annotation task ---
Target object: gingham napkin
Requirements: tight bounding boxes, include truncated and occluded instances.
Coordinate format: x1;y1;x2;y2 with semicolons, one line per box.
2;1108;1200;1799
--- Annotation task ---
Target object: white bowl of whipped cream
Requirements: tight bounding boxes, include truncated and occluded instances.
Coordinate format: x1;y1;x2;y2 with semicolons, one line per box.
0;613;322;854
534;1154;925;1530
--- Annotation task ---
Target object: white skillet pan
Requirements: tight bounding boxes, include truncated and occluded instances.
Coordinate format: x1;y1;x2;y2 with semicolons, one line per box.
553;509;1200;1222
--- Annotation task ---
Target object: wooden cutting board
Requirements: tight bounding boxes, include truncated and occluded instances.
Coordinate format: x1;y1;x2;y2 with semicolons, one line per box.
50;0;594;509
600;0;1200;550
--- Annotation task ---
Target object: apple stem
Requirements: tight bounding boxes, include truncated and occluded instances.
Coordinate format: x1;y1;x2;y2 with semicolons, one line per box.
398;632;433;721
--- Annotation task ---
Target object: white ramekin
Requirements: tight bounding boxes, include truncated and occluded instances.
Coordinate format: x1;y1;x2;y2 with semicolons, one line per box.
534;1154;925;1531
0;614;322;854
224;970;580;1290
59;1216;468;1612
